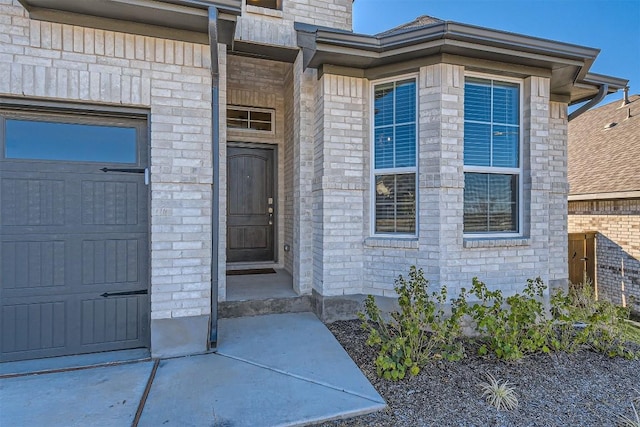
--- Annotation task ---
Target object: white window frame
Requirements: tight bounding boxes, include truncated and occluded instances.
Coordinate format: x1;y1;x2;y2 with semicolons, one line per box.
463;72;524;238
370;73;419;237
227;105;275;134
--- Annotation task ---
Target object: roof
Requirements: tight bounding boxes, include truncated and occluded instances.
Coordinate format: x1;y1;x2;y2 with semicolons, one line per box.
568;94;640;198
295;19;628;104
376;15;444;37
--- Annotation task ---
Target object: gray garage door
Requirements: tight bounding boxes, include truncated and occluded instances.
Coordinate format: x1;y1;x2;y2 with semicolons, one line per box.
0;107;149;362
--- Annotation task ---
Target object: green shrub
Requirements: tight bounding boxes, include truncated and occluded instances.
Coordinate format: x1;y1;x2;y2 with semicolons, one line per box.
456;277;551;360
549;282;637;359
359;266;465;381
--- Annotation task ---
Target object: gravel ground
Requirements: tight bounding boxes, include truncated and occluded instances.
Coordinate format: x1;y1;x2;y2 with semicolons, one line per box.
322;320;640;427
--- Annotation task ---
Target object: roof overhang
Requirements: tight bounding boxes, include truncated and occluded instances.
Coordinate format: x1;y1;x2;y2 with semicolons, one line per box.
569;191;640;201
17;0;241;45
296;21;627;104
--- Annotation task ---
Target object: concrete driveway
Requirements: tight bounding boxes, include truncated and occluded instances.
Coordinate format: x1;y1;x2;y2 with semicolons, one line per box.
1;313;385;427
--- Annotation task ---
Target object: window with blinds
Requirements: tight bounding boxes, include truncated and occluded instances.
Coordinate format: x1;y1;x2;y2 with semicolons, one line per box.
372;78;417;235
463;77;521;235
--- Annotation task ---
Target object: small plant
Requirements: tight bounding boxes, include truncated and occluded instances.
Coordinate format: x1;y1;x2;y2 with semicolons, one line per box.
359;266;466;381
479;373;519;411
550;281;638;359
617;402;640;427
456;277;550;360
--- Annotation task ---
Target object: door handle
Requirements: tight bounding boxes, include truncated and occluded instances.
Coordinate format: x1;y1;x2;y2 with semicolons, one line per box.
100;289;148;298
100;167;149;185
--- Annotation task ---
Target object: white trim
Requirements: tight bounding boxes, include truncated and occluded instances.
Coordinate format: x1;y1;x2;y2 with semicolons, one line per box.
369;73;419;237
569;191;640;201
463;72;524;238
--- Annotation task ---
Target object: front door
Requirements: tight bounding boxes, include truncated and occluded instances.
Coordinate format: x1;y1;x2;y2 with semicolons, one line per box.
227;146;275;263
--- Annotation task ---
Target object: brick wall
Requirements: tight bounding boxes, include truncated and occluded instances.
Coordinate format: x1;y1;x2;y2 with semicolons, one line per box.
313;74;366;296
0;0;215;320
313;65;569;300
569;199;640;310
237;0;352;48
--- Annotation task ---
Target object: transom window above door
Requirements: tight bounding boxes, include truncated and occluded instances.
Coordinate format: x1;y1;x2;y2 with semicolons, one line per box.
227;106;274;133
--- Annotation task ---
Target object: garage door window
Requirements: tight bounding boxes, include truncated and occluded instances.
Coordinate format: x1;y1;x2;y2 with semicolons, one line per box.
4;119;137;163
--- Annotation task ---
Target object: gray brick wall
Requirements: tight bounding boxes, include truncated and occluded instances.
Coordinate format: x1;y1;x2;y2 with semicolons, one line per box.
569;199;640;311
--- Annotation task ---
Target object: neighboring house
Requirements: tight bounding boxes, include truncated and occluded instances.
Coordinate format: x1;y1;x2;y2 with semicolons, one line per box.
0;0;627;362
568;90;640;312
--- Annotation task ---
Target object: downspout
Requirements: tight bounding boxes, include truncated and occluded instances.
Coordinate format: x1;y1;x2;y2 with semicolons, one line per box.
568;84;608;121
208;6;220;348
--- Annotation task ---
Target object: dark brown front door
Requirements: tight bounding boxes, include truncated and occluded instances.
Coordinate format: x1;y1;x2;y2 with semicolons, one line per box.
227;146;275;263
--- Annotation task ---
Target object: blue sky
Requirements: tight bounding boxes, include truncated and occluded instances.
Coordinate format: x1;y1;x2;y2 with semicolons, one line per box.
353;0;640;106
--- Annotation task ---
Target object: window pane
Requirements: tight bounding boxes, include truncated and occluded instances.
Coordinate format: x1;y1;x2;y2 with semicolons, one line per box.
228;119;249;129
395;124;416;168
464;122;491;166
492;125;519;167
374;83;394;127
464;78;491;122
247;0;280;10
493;82;519;125
464;173;517;233
250;111;271;122
395;80;416;124
228;109;249;120
251;121;272;132
375;173;416;233
374;127;394;169
464;173;488;232
5;119;137;163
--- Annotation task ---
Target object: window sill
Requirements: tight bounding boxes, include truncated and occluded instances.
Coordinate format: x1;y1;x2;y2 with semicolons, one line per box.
246;4;283;18
463;237;530;248
364;237;419;249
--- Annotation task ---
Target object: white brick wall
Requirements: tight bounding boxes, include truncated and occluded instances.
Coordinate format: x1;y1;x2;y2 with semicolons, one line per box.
236;0;352;48
313;74;366;296
312;65;570;299
0;0;215;320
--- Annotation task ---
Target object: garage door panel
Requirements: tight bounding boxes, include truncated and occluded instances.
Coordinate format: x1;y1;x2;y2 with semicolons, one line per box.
1;240;66;290
1;300;67;356
80;295;146;346
82;238;140;286
81;180;140;226
1;178;66;226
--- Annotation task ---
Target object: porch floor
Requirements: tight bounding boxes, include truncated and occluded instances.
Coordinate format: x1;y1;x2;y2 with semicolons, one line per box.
226;268;296;301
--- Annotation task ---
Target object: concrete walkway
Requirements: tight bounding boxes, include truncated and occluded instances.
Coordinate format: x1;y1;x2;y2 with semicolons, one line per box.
1;313;385;427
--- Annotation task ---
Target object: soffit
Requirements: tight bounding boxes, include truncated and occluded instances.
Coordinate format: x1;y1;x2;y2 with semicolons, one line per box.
18;0;241;44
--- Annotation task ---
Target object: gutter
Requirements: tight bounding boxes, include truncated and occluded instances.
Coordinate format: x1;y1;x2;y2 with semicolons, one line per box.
208;6;220;348
568;83;608;121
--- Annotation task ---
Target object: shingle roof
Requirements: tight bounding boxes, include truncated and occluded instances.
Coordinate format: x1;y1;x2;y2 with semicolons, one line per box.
376;15;444;37
568;94;640;196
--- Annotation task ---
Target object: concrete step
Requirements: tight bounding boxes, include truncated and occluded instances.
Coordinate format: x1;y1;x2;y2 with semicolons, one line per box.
219;295;314;318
